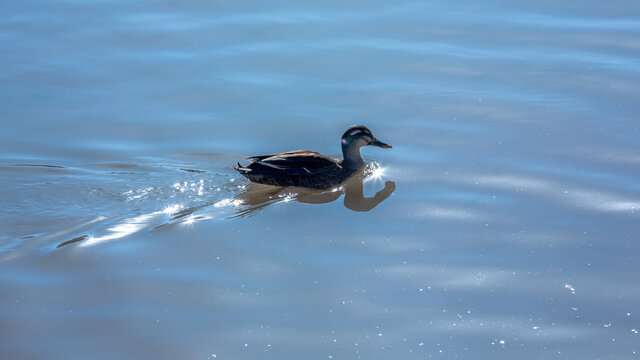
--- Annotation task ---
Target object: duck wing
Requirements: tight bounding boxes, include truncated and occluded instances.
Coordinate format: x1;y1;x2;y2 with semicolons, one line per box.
235;150;351;188
245;150;339;173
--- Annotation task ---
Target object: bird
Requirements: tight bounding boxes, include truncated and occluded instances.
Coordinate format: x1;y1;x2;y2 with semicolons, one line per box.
234;125;391;189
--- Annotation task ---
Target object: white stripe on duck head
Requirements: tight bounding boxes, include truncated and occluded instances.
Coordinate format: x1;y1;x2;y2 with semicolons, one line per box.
340;125;391;169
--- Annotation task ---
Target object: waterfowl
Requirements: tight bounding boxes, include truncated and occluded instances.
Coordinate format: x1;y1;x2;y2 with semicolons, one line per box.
234;125;391;189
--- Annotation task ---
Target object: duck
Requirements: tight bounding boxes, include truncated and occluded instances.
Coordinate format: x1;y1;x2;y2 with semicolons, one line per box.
234;125;392;189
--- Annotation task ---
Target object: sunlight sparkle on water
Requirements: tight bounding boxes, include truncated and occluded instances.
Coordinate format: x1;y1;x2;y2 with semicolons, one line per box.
565;283;576;294
213;198;244;208
163;204;183;215
81;211;162;246
279;193;295;202
366;165;386;182
181;214;211;226
172;180;205;195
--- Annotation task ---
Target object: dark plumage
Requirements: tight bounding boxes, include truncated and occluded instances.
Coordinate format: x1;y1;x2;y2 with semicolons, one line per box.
235;150;353;189
234;125;391;189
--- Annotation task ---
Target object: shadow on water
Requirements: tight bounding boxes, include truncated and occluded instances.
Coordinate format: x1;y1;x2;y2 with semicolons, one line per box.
54;162;394;248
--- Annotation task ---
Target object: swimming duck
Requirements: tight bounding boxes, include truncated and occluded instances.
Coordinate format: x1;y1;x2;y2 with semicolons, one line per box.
234;125;391;189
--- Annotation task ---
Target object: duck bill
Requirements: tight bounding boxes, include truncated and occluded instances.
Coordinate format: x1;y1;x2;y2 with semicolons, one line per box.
372;138;392;149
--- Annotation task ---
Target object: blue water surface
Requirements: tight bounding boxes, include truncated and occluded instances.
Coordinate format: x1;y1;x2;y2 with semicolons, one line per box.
1;1;639;359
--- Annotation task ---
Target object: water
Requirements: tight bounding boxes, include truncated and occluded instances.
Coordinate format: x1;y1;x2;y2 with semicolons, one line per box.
1;0;639;359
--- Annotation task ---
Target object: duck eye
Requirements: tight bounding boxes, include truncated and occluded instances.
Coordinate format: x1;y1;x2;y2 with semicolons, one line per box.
341;138;348;144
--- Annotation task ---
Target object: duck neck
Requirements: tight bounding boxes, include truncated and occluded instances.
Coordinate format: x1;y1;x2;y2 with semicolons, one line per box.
341;143;365;169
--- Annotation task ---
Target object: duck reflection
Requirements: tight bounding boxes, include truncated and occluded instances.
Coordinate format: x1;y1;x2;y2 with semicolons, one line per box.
231;164;395;217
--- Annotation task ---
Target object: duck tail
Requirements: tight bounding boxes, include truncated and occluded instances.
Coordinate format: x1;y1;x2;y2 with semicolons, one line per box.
234;162;250;173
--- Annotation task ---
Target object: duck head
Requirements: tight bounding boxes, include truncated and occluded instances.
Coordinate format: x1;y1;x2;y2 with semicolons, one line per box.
341;125;391;168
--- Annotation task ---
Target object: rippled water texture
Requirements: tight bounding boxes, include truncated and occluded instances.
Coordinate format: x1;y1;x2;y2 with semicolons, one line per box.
1;1;639;359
